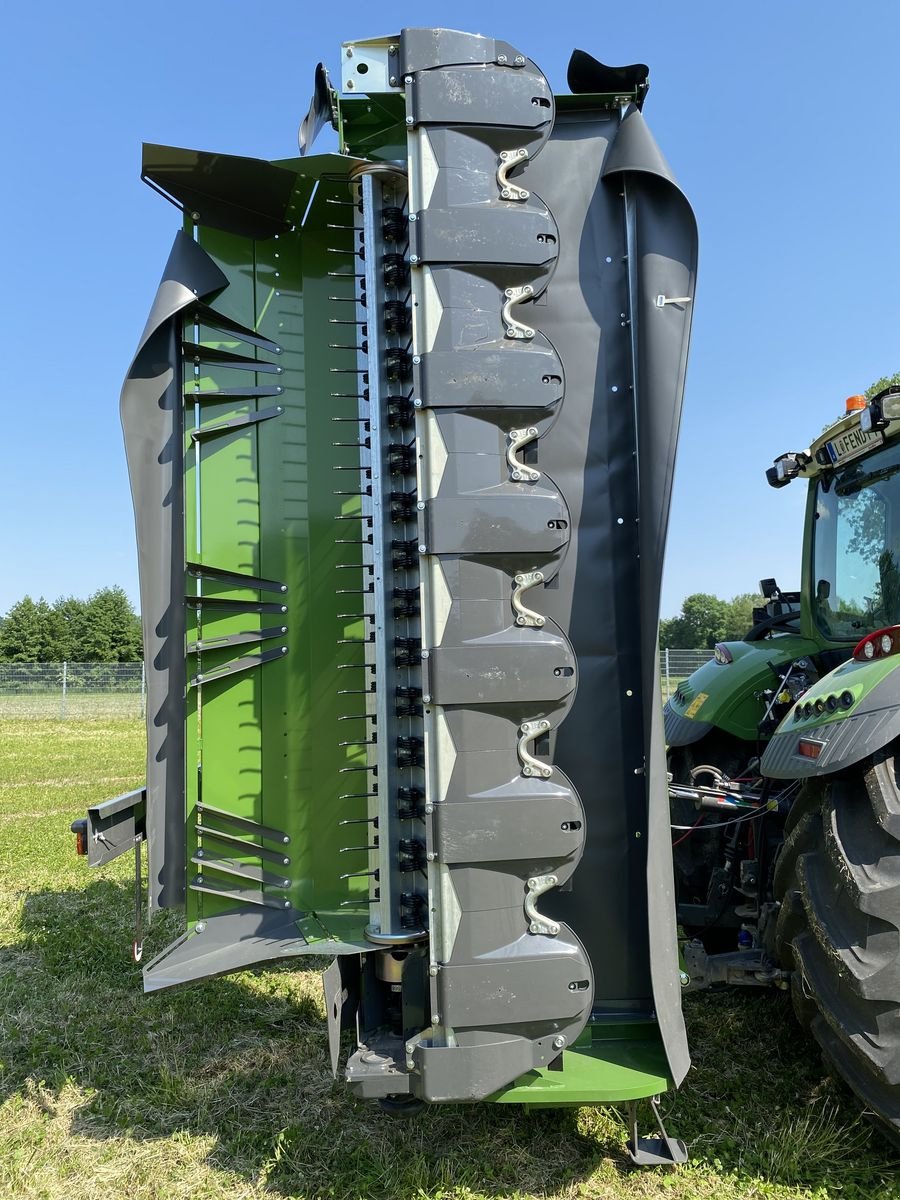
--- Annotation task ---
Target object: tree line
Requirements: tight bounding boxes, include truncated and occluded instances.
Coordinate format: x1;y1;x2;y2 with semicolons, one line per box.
0;588;142;662
660;592;766;650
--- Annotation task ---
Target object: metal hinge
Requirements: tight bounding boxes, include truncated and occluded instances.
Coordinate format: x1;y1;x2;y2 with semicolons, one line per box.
497;147;529;200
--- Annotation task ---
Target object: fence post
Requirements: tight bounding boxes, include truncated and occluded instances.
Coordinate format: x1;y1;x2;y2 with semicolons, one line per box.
140;660;146;720
664;647;670;700
61;661;68;719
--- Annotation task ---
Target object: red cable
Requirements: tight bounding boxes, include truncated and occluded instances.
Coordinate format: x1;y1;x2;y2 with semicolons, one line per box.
672;815;705;847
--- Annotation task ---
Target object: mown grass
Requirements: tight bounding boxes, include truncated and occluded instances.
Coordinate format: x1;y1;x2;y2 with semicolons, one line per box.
0;718;897;1199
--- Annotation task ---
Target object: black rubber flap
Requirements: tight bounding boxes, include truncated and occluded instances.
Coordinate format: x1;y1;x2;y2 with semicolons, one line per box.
567;50;649;107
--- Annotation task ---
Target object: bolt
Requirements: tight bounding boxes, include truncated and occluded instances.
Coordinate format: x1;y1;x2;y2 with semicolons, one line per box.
416;501;425;511
529;922;539;933
408;212;417;221
404;75;413;83
422;695;431;704
389;76;397;86
429;964;438;976
426;852;437;862
191;211;201;220
421;649;430;659
412;355;421;364
432;1012;440;1023
283;879;290;887
552;1035;566;1050
680;971;690;987
498;54;507;63
409;254;419;264
515;55;525;64
424;803;434;813
413;398;423;408
195;921;206;933
196;849;204;858
418;544;427;554
345;47;353;57
405;117;414;126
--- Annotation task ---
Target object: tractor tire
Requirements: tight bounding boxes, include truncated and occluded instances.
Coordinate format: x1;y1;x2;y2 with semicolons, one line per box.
774;747;900;1147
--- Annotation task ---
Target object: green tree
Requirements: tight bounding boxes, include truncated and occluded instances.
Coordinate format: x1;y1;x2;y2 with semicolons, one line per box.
77;587;143;662
721;592;765;641
865;371;900;399
0;596;68;662
51;595;87;661
660;592;729;649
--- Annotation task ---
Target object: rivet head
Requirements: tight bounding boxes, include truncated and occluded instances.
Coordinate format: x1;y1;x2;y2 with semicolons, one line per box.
429;964;438;976
680;971;690;987
421;649;430;659
412;355;421;364
552;1035;566;1050
413;398;423;408
409;255;419;264
416;501;425;510
405;117;414;125
195;922;206;933
418;544;427;554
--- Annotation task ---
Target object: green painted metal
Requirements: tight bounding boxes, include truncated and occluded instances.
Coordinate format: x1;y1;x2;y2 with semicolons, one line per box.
181;160;371;940
492;1021;670;1105
668;633;820;741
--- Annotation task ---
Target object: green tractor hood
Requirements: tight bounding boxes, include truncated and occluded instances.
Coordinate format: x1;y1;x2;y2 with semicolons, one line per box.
664;633;820;745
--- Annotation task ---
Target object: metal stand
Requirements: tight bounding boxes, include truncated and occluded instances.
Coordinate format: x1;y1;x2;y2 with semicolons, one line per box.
626;1097;688;1166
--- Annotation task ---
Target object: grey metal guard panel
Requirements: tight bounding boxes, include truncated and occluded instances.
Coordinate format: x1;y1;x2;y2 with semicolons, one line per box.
426;629;576;705
415;344;565;409
425;490;571;555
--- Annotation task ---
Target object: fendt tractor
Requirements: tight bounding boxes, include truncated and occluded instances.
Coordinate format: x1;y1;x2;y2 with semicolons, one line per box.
72;26;701;1162
666;386;900;1145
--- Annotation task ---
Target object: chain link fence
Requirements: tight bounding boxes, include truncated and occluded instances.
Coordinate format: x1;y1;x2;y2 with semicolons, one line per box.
660;647;714;700
0;663;146;719
0;652;710;718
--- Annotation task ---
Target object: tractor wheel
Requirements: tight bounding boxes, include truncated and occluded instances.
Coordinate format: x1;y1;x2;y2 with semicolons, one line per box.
774;747;900;1147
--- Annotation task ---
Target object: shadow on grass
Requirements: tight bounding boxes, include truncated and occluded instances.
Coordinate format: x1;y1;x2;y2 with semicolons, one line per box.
0;880;897;1199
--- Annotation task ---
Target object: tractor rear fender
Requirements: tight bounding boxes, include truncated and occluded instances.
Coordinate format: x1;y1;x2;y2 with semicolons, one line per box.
664;634;820;746
762;652;900;779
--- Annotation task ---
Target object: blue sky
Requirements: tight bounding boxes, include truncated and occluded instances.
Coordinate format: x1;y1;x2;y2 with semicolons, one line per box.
2;1;898;617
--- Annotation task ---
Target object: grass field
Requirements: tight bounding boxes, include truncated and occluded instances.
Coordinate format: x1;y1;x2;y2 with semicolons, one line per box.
0;719;897;1200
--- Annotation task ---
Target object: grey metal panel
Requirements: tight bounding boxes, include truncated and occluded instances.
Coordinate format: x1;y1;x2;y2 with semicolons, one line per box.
762;702;900;779
410;202;559;267
121;231;227;913
85;788;146;867
142;144;299;239
409;68;554;131
141;906;368;992
426;488;570;555
427;626;576;705
435;788;583;864
415;342;564;410
440;950;593;1026
664;702;713;747
521;105;697;1081
413;1036;535;1103
401;28;532;73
